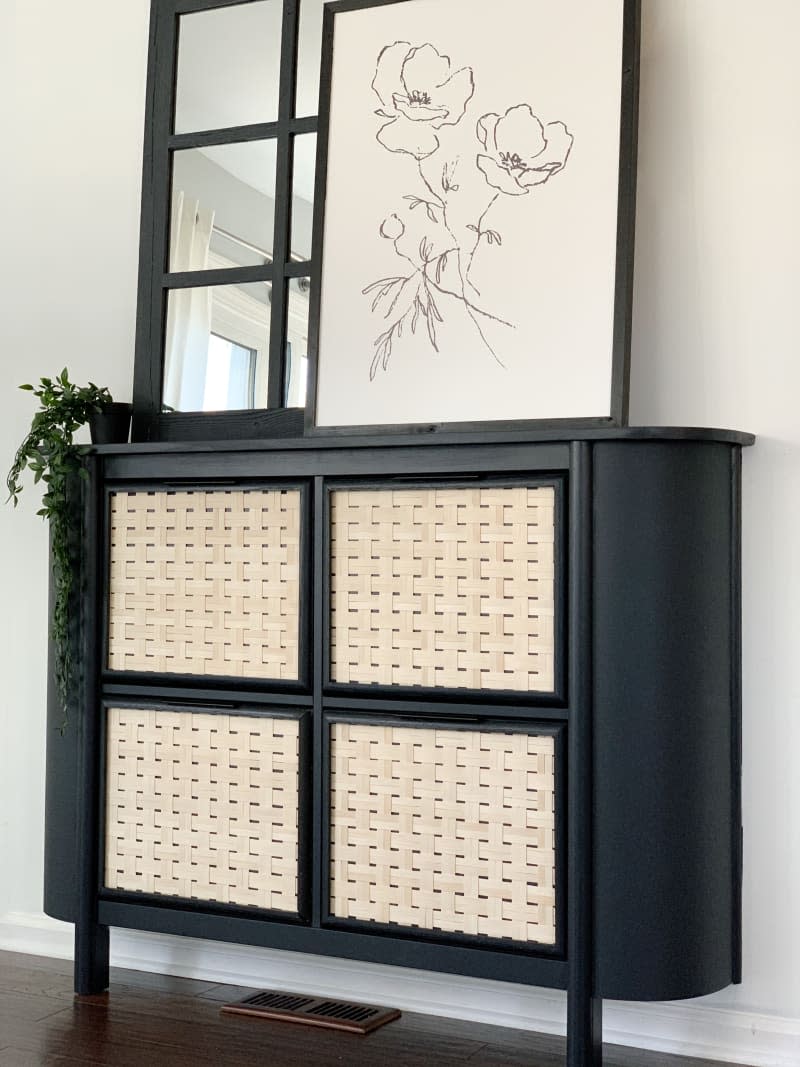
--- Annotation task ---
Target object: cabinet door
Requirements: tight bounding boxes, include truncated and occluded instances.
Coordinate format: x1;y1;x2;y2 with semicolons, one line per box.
329;482;558;695
107;486;304;682
328;720;561;948
104;707;303;915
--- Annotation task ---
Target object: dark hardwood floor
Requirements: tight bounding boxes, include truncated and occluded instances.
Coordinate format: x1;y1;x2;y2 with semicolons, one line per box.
0;951;750;1067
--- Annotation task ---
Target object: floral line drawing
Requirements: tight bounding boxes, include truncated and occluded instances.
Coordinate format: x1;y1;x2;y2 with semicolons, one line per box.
365;219;515;379
364;41;574;378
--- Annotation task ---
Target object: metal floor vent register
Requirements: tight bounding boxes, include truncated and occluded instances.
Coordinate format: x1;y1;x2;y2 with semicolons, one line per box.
221;989;401;1034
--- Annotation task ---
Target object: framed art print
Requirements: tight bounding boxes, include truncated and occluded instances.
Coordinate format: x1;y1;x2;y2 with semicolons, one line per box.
307;0;639;433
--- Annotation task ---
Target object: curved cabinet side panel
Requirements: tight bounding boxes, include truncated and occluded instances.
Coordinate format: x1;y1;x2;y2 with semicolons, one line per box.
592;441;737;1001
43;486;83;924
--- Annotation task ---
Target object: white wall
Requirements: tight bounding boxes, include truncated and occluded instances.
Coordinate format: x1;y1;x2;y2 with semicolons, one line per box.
0;2;798;1063
0;0;149;908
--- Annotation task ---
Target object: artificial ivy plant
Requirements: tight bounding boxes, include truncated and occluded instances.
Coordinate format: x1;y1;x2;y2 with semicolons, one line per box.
6;370;113;729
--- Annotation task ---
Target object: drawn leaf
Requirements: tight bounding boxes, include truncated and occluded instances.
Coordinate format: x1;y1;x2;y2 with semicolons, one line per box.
363;276;402;296
426;205;438;223
411;299;420;334
488;229;503;246
372;282;393;313
426;304;438;351
384;278;407;319
466;224;478;233
428;288;443;323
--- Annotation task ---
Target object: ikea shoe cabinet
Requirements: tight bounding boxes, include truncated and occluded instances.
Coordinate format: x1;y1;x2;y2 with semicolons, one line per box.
43;427;751;1065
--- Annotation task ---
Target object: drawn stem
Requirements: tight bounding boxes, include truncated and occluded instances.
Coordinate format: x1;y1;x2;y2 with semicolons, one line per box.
416;157;509;367
417;161;446;210
466;193;500;292
426;271;514;329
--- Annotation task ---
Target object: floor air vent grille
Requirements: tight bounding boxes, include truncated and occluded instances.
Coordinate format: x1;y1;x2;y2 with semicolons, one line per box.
221;989;401;1034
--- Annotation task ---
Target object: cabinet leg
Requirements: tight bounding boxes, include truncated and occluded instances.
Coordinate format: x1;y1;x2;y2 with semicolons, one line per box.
567;991;602;1066
74;921;109;995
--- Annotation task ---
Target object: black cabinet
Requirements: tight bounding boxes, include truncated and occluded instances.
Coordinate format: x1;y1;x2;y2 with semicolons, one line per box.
44;428;751;1065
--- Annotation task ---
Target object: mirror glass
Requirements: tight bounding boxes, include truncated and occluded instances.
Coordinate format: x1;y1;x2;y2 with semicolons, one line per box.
285;279;311;407
169;142;278;272
291;134;316;261
174;1;282;133
296;0;329;117
163;282;271;412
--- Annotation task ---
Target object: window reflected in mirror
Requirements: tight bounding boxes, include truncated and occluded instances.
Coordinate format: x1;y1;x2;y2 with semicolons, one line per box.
163;282;271;412
286;278;311;408
162;278;310;413
169;142;278;272
291;134;316;262
174;1;282;134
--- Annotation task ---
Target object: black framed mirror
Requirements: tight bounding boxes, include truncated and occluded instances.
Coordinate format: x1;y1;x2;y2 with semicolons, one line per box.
133;0;326;441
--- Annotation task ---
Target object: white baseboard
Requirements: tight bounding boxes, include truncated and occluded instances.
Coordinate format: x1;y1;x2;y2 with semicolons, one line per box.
0;910;796;1066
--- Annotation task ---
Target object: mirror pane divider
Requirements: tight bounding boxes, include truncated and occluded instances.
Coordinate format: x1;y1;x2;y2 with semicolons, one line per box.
163;265;275;289
285;259;312;278
168;116;316;151
267;0;301;410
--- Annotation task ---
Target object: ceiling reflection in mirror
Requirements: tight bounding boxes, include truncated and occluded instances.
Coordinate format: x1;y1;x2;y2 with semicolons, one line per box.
170;142;278;272
291;133;316;261
296;0;331;117
174;1;282;133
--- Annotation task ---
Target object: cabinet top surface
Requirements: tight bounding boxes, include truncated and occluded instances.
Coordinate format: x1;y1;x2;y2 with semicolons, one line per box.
95;426;755;456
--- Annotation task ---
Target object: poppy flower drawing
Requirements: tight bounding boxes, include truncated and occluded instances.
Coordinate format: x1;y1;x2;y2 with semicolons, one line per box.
476;104;574;195
364;43;574;378
372;42;475;159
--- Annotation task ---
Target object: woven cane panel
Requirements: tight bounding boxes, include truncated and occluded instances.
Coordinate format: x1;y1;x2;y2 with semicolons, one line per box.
330;486;555;692
108;489;300;679
330;723;556;944
104;708;299;911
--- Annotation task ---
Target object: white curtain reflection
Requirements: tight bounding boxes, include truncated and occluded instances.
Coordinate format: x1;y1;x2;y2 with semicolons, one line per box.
163;191;214;412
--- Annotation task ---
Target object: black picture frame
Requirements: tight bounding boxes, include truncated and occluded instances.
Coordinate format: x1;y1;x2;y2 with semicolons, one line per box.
305;0;641;437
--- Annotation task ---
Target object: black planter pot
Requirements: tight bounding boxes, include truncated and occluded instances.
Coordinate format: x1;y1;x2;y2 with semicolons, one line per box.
89;402;132;445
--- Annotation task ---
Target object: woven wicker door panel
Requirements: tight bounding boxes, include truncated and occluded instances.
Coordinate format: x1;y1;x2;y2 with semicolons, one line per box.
330;485;555;692
330;723;556;944
108;489;301;679
105;708;300;911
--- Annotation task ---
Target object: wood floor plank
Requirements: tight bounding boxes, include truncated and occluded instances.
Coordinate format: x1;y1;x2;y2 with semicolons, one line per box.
0;951;754;1067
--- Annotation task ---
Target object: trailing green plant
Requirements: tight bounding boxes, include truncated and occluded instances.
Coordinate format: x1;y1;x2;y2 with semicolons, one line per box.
6;369;113;729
